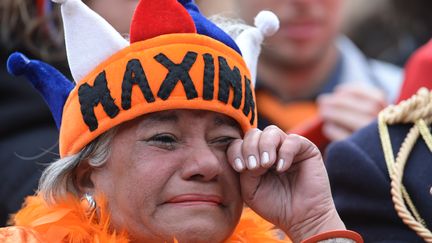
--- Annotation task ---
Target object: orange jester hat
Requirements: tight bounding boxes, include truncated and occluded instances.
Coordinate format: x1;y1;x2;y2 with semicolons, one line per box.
3;0;288;242
8;0;280;158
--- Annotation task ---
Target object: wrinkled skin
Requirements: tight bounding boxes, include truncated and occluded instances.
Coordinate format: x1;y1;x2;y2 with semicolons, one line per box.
78;110;344;243
227;125;344;241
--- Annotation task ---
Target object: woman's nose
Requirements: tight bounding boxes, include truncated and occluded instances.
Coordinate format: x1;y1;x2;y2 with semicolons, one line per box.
180;144;223;182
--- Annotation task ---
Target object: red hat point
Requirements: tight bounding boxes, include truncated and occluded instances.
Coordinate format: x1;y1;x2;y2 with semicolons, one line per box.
130;0;197;43
397;40;432;103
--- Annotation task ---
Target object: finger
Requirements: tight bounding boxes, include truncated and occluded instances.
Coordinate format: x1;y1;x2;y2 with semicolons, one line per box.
241;128;262;170
259;125;285;168
322;122;351;141
275;134;302;172
276;134;320;172
318;93;385;117
319;103;376;132
226;139;246;172
335;84;388;107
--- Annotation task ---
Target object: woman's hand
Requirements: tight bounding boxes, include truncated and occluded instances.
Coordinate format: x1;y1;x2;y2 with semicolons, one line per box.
226;126;345;242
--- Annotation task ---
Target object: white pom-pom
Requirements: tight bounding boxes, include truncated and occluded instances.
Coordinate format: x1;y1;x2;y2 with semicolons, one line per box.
52;0;68;4
254;11;280;37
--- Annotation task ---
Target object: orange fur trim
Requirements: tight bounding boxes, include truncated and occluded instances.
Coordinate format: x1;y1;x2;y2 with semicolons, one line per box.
226;208;289;243
3;195;290;243
8;195;129;243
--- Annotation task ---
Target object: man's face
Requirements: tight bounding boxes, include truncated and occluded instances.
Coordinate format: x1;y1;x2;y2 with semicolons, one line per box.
237;0;343;67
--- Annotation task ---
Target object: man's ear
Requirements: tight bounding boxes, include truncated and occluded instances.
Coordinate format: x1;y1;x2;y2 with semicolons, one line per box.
74;161;95;195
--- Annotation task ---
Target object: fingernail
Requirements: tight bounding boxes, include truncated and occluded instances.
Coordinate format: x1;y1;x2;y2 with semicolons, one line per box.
234;158;244;171
261;152;270;165
248;155;258;169
276;158;285;171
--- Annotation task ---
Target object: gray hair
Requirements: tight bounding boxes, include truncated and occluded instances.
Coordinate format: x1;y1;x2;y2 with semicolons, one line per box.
209;14;251;40
38;129;116;204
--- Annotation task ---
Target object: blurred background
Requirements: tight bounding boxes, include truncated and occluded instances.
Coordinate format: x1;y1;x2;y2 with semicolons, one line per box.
1;0;432;227
197;0;432;66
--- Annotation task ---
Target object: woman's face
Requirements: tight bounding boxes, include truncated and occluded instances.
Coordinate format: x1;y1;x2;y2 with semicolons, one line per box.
89;110;244;243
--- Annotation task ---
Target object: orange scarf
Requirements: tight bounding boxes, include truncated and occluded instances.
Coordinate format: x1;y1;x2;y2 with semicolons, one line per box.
1;195;289;243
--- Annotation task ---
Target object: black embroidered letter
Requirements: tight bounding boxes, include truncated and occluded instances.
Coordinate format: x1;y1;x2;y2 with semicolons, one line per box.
78;71;120;131
217;56;242;109
155;52;198;100
242;76;255;125
122;59;155;110
203;53;215;100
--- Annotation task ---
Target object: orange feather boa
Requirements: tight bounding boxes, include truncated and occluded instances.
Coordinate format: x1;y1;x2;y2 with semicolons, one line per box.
0;195;289;243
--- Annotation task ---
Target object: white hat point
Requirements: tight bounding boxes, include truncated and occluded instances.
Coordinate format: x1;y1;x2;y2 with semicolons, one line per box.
52;0;129;83
235;11;280;86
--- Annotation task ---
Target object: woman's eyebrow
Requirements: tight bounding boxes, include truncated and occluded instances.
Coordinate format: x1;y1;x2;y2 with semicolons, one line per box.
138;112;179;128
213;116;239;128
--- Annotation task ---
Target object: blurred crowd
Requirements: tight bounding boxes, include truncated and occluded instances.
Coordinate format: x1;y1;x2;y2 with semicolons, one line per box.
1;0;431;242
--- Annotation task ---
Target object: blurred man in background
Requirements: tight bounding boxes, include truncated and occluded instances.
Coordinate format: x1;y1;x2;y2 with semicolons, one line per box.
234;0;403;148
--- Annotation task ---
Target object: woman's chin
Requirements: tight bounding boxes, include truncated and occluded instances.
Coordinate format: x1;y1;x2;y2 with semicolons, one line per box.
157;202;236;228
169;217;232;240
156;214;235;243
168;228;229;243
128;224;230;243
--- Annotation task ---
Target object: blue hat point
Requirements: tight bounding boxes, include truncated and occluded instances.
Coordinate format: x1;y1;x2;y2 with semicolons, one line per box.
7;52;75;129
7;52;31;76
178;0;199;11
178;0;242;55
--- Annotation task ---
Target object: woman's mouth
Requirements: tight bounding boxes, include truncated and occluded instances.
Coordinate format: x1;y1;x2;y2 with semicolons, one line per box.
166;194;223;206
279;21;322;40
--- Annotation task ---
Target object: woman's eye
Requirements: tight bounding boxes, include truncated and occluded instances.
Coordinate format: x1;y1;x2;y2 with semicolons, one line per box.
210;136;236;147
146;134;177;150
